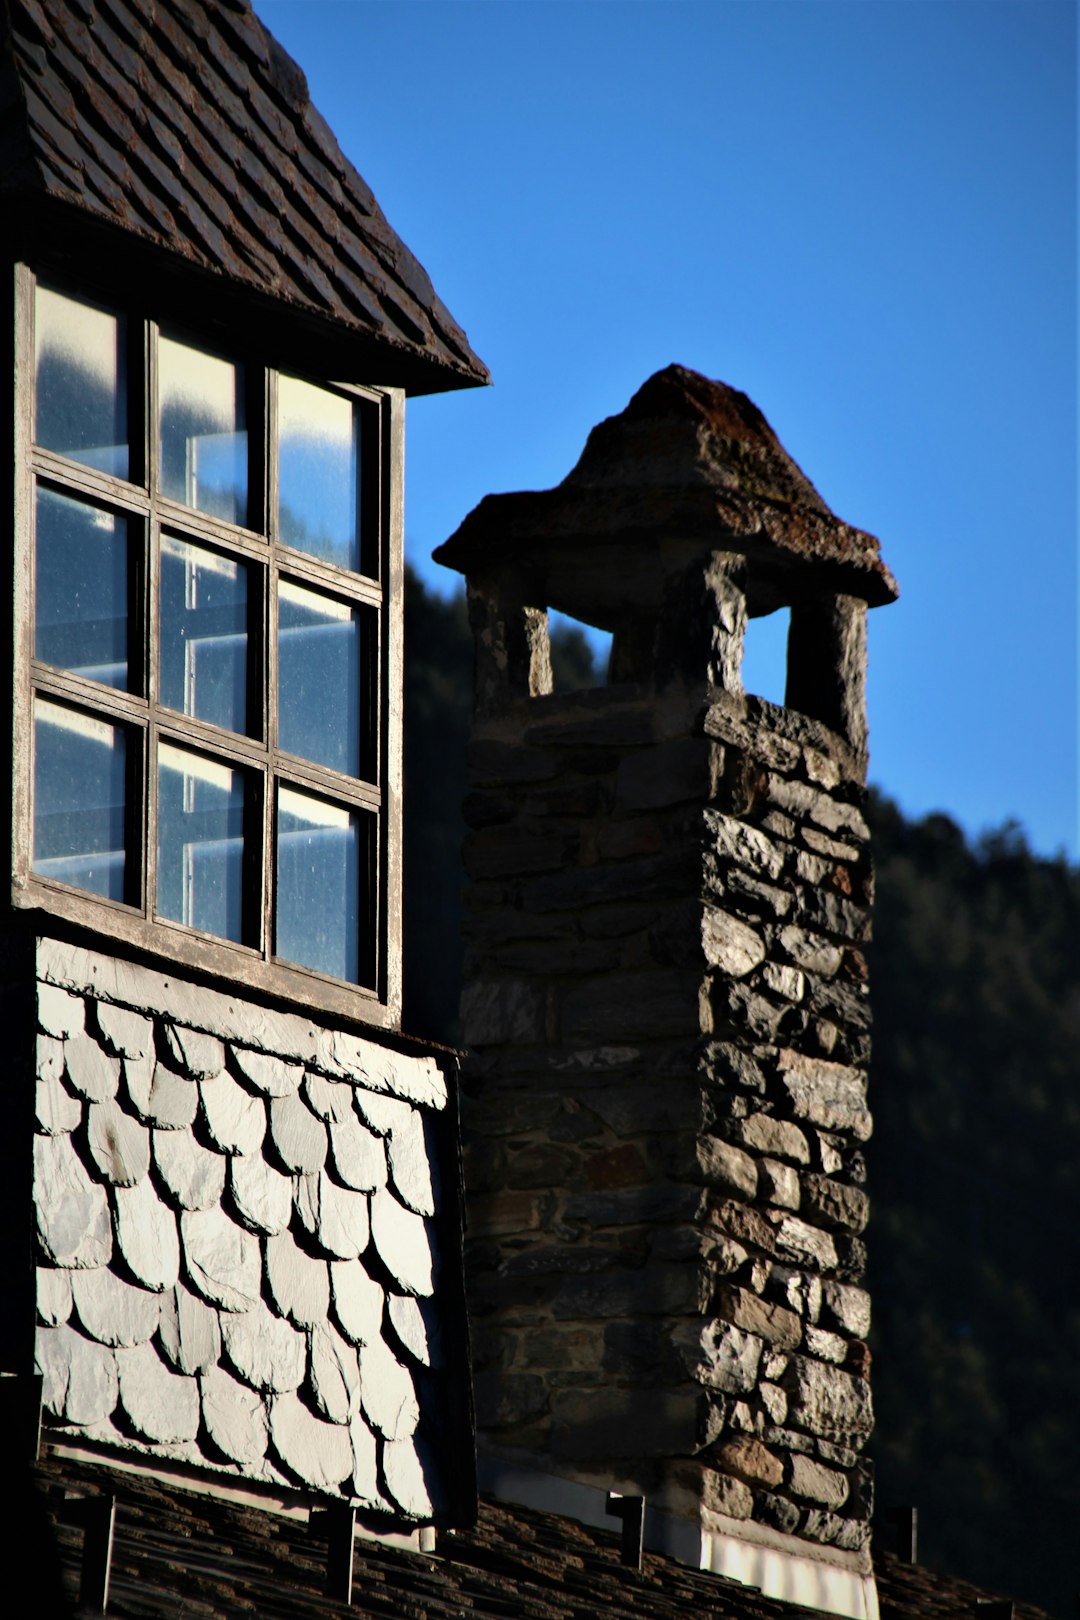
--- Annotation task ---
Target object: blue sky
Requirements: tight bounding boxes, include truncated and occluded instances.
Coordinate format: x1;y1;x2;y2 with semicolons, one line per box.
258;0;1077;860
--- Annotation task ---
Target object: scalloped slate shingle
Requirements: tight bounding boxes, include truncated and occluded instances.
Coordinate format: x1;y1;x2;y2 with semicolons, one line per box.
1;0;488;394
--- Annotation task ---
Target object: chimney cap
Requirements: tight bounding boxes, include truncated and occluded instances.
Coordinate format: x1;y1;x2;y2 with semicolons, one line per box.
435;365;898;620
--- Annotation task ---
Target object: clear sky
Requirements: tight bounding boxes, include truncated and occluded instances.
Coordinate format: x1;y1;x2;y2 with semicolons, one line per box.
258;0;1077;860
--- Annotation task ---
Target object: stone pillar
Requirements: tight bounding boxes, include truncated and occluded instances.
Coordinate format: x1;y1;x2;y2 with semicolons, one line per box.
459;613;877;1617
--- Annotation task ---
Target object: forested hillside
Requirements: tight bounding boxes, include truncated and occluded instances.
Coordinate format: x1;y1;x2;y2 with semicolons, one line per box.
401;569;1079;1617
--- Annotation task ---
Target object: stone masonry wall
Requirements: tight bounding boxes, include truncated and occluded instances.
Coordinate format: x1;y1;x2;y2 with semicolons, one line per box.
32;936;466;1524
461;678;875;1560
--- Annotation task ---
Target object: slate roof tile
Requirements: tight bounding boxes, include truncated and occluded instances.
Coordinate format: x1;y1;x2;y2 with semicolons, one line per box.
2;0;488;393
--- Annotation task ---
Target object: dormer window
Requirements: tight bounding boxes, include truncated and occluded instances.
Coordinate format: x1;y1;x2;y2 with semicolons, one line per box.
15;274;401;1020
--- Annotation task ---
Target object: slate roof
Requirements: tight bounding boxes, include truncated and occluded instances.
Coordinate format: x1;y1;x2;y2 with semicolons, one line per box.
435;366;898;612
28;1453;1051;1620
0;0;488;393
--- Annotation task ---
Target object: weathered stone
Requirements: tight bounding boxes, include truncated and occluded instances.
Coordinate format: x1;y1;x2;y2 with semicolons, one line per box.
164;1024;226;1081
268;1092;327;1174
774;1216;838;1271
295;1172;370;1260
229;1154;293;1235
786;1355;873;1441
303;1072;355;1124
718;1286;802;1350
386;1110;435;1217
383;1436;434;1518
39;983;84;1040
37;1322;117;1425
72;1266;160;1347
201;1364;268;1464
761;963;805;1002
677;1320;762;1394
34;1133;112;1269
181;1208;260;1312
758;1157;800;1210
788;1452;849;1507
86;1101;151;1187
460;979;545;1045
777;1050;871;1141
358;1335;419;1439
696;913;764;972
153;1128;226;1211
388;1294;432;1367
265;1229;330;1327
804;1325;848;1364
716;1435;784;1489
37;1266;73;1326
693;1136;758;1201
269;1391;352;1489
201;1069;266;1156
64;1031;120;1102
158;1283;222;1375
93;1002;153;1060
36;1068;82;1136
309;1321;360;1423
724;869;794;919
370;1186;434;1298
760;1381;788;1425
231;1047;303;1097
220;1298;305;1393
704;811;783;881
822;1281;871;1339
800;1173;869;1234
327;1112;386;1192
330;1261;385;1347
777;926;842;979
113;1179;180;1291
116;1342;200;1442
809;794;868;842
350;1411;380;1504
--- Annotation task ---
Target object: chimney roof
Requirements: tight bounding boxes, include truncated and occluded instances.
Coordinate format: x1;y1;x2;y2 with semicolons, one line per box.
435;365;898;615
0;0;489;395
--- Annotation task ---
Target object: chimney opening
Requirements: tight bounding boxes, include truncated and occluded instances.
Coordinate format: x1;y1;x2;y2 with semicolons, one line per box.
548;610;611;693
741;605;790;707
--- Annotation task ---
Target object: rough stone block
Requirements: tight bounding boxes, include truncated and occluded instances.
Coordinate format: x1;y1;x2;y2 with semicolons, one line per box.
777;1050;871;1142
773;1216;839;1272
761;962;805;1002
822;1281;871;1339
800;1173;869;1234
677;1320;763;1395
716;1435;784;1488
692;1136;758;1201
704;811;783;881
717;1285;802;1350
777;927;842;979
804;1325;848;1364
785;1355;873;1441
702;909;766;978
758;1157;800;1210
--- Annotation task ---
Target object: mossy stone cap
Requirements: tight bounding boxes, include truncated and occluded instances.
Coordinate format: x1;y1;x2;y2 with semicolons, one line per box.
435;365;898;622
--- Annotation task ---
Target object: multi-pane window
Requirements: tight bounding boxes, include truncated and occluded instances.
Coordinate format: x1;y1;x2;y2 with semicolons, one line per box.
18;277;400;1012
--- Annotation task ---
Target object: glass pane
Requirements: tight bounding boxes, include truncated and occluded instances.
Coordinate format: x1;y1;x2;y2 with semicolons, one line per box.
157;743;245;942
35;285;129;480
35;487;129;689
159;336;247;525
33;699;127;901
278;376;360;571
276;786;363;983
160;536;248;733
277;580;362;776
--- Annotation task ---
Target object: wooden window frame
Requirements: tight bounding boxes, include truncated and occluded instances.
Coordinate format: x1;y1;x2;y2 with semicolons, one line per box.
11;264;404;1030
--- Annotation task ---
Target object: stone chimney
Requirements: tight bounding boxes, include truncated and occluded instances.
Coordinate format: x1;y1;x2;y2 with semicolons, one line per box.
434;367;898;1620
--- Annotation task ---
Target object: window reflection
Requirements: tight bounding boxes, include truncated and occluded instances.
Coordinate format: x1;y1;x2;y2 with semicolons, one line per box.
157;743;245;942
160;536;248;733
278;376;360;571
35;285;129;480
277;580;362;777
159;336;247;526
35;487;130;690
276;786;362;983
33;699;127;901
